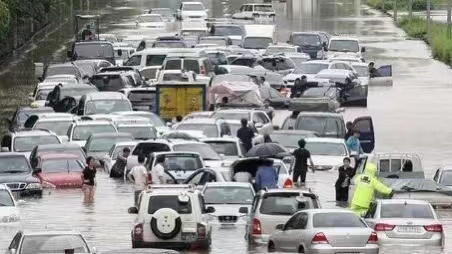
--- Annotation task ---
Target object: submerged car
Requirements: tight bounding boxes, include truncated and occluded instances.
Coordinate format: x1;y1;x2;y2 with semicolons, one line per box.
34;153;84;188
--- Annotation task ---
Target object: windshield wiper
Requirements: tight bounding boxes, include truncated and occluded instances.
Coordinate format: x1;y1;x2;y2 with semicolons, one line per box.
1;170;27;173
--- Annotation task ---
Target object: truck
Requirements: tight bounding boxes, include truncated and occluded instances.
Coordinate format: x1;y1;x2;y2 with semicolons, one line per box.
155;83;207;122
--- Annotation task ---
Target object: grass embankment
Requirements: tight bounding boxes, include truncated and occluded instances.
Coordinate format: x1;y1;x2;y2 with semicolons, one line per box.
398;16;452;65
366;0;443;11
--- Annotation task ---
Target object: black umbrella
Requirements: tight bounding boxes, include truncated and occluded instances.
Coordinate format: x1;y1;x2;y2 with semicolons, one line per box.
245;143;289;158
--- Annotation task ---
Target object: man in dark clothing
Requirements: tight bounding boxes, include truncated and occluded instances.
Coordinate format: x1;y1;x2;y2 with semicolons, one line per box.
291;75;307;98
292;139;314;185
237;118;254;152
344;121;354;141
110;147;131;178
81;25;93;41
335;157;354;202
368;62;380;78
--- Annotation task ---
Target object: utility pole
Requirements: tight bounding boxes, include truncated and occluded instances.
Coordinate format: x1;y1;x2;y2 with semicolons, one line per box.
426;0;431;41
394;0;397;22
448;0;452;39
408;0;413;18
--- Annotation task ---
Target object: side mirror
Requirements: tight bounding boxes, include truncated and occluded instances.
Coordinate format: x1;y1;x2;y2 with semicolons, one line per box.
117;49;123;57
205;206;215;213
128;206;138;214
361;47;366;53
238;207;248;214
33;168;42;174
1;147;10;152
67;50;72;58
275;224;284;230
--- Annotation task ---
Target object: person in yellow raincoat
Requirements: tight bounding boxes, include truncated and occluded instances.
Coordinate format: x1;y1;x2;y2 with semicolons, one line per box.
350;162;393;216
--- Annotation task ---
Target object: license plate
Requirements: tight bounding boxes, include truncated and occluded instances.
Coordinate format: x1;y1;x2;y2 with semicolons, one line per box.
397;226;422;233
181;233;197;241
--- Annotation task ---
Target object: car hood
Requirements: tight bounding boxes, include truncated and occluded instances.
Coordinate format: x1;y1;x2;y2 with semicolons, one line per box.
0;173;39;184
327;51;362;59
38;172;83;187
206;204;252;216
204;159;226;170
311;155;344;168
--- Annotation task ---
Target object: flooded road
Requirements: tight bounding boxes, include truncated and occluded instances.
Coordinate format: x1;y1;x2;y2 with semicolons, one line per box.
1;0;452;253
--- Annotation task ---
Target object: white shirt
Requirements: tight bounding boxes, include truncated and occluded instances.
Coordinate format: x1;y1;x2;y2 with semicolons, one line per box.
129;165;148;191
234;172;252;183
152;164;165;184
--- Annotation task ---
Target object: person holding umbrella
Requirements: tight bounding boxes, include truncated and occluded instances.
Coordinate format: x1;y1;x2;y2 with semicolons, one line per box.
255;159;278;190
292;139;315;186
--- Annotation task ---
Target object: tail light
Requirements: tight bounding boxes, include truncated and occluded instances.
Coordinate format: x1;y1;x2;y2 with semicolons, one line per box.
252;218;262;235
200;66;206;75
374;223;395;231
311;232;328;244
367;232;378;244
197;223;207;239
424;224;443;232
133;223;143;241
283;178;293;188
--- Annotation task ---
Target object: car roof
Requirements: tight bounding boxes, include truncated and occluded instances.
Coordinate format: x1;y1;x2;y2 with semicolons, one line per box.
74;120;113;126
13;130;55;137
330;36;359;41
21;230;82;236
84;91;128;100
88;132;132;138
305;137;346;144
204;182;253;188
0;152;28;158
48;63;77;68
180;118;218;124
36;143;83;150
271;130;319;135
39;153;80;160
378;199;431;205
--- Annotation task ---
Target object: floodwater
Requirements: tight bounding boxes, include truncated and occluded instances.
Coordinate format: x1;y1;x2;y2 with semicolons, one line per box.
1;0;452;253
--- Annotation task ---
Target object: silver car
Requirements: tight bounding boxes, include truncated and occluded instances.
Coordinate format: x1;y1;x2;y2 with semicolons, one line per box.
245;188;321;246
364;199;444;247
268;209;379;253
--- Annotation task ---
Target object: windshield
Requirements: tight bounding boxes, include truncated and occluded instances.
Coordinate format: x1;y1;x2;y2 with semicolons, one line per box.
118;126;156;140
204;186;254;204
265;47;296;55
270;134;305;148
153;41;186;48
91;76;126;91
295;116;342;137
0;156;30;174
294;63;328;74
14;136;60;152
148;195;191;214
140;15;162;22
353;65;369;77
35;88;52;100
163;154;203;171
176;123;219;137
255;5;274;12
289;56;309;67
72;125;116;141
329;40;359;52
61;87;98;98
46;66;78;77
243;37;273;49
381;203;434;219
306;142;346;156
205;141;239;156
41;158;84;173
20;235;89;254
85;100;132;115
260;193;316;215
86;136;131;152
207;53;228;65
0;190;14;206
74;43;114;59
260;58;295;71
34;120;73;136
213;26;243;36
174;143;221;160
292;34;322;47
183;3;205;11
313;213;366;228
199;38;227;46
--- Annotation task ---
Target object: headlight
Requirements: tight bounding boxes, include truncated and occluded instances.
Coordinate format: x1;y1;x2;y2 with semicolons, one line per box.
26;183;42;189
316;50;323;59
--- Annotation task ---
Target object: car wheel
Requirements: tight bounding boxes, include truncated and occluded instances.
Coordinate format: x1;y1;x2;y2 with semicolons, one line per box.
150;208;182;240
362;99;368;107
267;241;276;252
298;245;305;253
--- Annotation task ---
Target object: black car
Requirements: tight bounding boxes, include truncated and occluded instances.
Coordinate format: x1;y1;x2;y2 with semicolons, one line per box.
0;153;42;197
288;32;328;59
230;55;262;68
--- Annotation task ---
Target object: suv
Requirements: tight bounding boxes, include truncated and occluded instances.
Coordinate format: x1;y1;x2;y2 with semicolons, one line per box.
0;153;42;197
128;187;214;249
67;120;117;147
162;49;213;77
90;71;135;92
175;118;231;138
288;32;328;59
211;109;273;135
176;1;208;21
1;129;61;155
97;67;145;87
244;188;320;245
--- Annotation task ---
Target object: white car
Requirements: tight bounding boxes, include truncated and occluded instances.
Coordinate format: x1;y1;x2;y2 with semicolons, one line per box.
112;111;170;136
128;187;214;250
264;45;298;56
201;137;245;160
176;2;208;21
136;14;165;29
202;182;255;226
284;52;311;68
0;184;22;225
304;138;350;171
28;82;65;107
67;120;117;147
327;36;366;60
232;3;275;20
31;116;76;143
103;141;137;175
156;70;197;83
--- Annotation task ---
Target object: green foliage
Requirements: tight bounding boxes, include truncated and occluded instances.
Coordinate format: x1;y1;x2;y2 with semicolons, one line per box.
0;0;11;39
398;16;427;38
367;0;443;11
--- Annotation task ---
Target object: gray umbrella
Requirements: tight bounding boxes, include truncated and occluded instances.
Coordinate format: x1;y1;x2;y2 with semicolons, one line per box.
245;143;289;158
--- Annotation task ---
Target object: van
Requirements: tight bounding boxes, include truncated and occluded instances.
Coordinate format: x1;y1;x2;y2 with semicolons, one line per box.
242;25;276;51
123;48;175;70
161;49;214;77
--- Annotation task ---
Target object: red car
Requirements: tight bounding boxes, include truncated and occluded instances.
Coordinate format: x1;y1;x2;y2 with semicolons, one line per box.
33;154;84;188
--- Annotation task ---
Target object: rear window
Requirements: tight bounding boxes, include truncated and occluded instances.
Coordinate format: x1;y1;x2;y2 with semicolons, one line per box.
206;142;239;156
91;75;127;91
148;195;192;214
313;213;366;228
128;91;155;104
184;60;200;74
165;59;182;70
380;203;434;219
259;193;317;215
132;143;171;156
146;55;166;66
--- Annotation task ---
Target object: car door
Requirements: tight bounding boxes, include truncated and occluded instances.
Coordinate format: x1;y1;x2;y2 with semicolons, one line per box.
369;65;393;86
364;201;378;227
353;116;375;153
185;170;206;185
277;213;305;251
244;5;253;19
344;76;368;106
7;232;22;254
254;112;272;135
